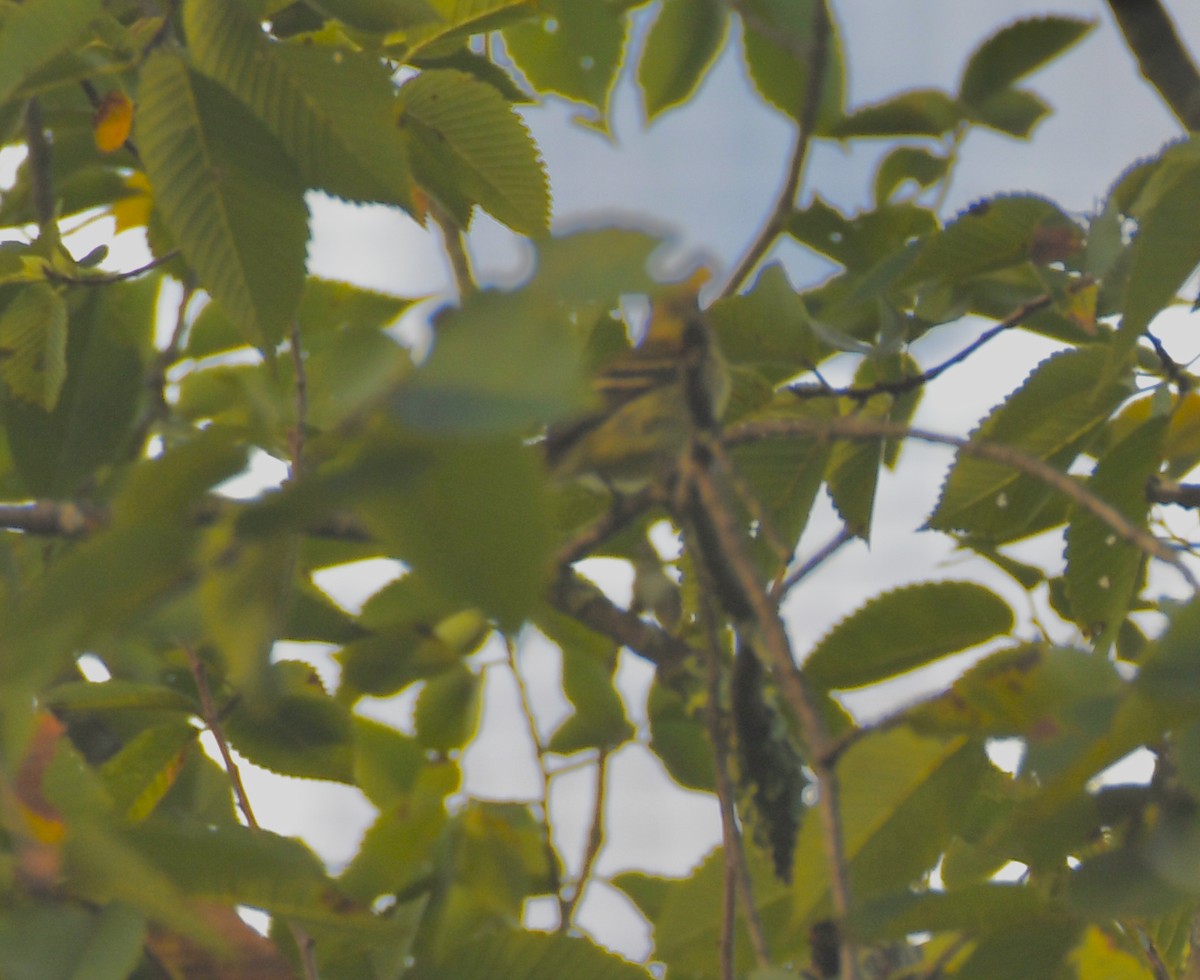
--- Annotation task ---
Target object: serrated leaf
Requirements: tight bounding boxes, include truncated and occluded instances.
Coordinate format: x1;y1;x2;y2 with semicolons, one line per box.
967;86;1050;138
414;664;481;752
0;283;65;415
6;276;151;495
100;722;198;823
902;194;1080;290
136;51;308;349
42;680;197;716
638;0;728;120
0;0;103;110
131;820;369;926
186;0;415;208
959;16;1094;108
397;68;549;234
1122;152;1200;344
224;660;354;782
928;345;1129;541
739;0;844;127
1065;417;1164;633
804;581;1013;691
789;197;937;272
502;1;626;117
709;264;824;379
429;928;651;980
831;89;961;139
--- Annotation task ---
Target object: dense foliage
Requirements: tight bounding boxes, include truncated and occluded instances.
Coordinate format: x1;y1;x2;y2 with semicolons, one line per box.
2;0;1200;978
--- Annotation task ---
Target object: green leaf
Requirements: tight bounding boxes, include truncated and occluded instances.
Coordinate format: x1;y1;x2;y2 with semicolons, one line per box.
186;0;416;208
804;581;1013;691
709;264;824;380
136;51;308;349
393;286;588;435
646;679;714;791
308;0;440;33
414;664;481;752
199;522;298;704
0;0;103;110
356;435;554;629
789;197;937;272
131;819;368;926
5;276;152;496
959;16;1094;109
1121;148;1200;344
352;716;437;808
638;0;728;120
0;283;67;410
502;1;627;117
99;721;199;823
224;660;355;782
791;732;989;926
831;89;961;139
874;146;950;204
1065;417;1164;633
0;903;145;980
965;86;1050;138
397;68;549;234
729;398;835;558
546;642;632;754
42;679;197;716
927;345;1129;542
901;194;1081;290
739;0;844;127
429;928;652;980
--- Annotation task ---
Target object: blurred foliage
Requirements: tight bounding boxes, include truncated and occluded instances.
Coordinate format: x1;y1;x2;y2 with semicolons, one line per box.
0;1;1195;977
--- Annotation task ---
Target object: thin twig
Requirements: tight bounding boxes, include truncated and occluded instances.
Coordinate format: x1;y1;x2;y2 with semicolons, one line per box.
184;648;320;980
1146;330;1192;392
774;524;855;600
23;99;55;237
719;1;830;298
1107;0;1200;130
44;250;180;286
553;486;663;568
288;320;308;479
699;596;770;973
788;296;1053;403
547;572;693;679
561;747;609;929
728;415;1198;590
505;638;566;927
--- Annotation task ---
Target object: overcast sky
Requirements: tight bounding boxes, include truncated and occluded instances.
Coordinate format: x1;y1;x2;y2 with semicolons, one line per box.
255;2;1200;962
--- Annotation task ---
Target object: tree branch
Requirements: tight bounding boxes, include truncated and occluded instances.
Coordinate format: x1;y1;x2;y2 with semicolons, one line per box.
685;455;859;980
1107;0;1200;131
788;296;1053;403
719;1;831;298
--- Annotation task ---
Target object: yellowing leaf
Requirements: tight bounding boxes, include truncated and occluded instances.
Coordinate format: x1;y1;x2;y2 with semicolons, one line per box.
112;172;152;233
93;89;133;153
1069;925;1155;979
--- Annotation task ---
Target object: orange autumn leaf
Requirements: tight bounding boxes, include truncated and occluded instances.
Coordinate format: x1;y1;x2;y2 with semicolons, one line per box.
93;89;133;154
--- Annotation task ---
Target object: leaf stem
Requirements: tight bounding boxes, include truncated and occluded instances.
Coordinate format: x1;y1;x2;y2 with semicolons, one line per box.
561;747;610;929
504;637;567;927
